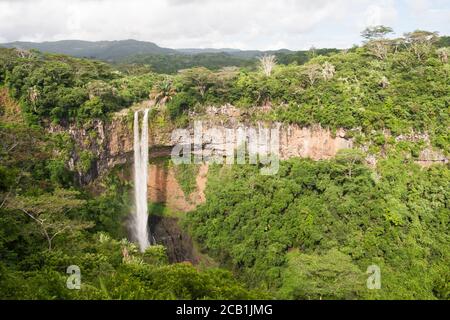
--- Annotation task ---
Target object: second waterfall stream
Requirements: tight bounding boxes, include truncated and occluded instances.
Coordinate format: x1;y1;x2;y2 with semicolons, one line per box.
133;109;150;252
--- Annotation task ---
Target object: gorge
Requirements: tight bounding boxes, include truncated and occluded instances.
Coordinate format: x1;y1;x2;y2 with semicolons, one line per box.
2;28;448;299
48;107;447;211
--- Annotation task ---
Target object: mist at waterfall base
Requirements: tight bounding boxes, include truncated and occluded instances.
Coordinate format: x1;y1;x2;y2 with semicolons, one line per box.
132;109;150;252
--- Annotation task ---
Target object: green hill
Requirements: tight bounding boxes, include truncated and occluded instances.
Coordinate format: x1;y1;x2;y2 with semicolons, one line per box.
0;29;449;300
0;39;177;61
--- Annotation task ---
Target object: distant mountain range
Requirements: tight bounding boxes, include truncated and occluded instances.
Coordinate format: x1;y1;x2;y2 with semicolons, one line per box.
0;39;347;74
0;39;178;61
2;37;449;67
0;39;295;61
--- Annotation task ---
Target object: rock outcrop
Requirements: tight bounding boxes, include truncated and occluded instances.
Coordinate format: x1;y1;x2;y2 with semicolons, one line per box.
49;116;133;184
47;105;447;212
148;163;208;212
279;126;352;160
417;148;448;166
49;113;355;185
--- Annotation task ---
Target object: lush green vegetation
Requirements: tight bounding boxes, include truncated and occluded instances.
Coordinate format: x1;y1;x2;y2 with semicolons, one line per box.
0;28;449;300
0;48;159;124
187;154;449;299
0;104;262;299
139;30;448;153
172;162;200;197
3;30;447;153
145;32;448;152
115;48;340;74
119;52;254;74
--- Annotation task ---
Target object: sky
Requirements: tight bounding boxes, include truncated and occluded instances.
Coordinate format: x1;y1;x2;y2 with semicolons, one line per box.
0;0;449;50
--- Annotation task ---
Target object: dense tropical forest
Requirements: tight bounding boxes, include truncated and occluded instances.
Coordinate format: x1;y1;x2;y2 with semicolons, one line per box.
0;39;340;74
0;27;449;299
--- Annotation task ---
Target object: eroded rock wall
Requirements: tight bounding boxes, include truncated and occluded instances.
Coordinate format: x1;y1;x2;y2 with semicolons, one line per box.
279;126;352;160
50;114;355;185
148;163;208;212
48;106;447;212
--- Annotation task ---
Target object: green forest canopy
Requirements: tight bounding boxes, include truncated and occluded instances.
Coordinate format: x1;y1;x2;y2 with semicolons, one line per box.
0;28;449;300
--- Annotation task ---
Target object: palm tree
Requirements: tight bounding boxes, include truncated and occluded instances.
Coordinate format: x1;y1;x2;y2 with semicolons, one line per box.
150;79;176;105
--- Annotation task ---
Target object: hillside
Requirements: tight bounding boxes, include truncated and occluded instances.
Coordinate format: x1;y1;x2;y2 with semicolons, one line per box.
0;39;341;74
0;39;298;61
0;39;177;61
0;29;449;300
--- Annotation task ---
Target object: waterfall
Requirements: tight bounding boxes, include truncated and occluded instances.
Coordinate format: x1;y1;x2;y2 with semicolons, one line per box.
133;109;150;252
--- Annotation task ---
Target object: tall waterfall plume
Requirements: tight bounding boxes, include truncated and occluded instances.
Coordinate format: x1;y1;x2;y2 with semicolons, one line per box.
133;109;150;252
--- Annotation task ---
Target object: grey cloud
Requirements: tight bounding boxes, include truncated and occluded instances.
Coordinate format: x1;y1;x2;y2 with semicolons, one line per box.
0;0;448;49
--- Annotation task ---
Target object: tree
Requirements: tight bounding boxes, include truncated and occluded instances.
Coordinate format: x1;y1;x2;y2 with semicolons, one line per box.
335;149;365;178
361;25;394;41
258;55;277;77
85;80;117;100
179;67;214;98
6;189;92;250
212;66;240;98
307;46;317;59
436;47;449;64
322;61;336;81
391;37;406;54
404;30;439;61
166;92;196;119
150;78;176;106
361;25;394;60
304;64;322;86
78;96;106;119
279;249;365;299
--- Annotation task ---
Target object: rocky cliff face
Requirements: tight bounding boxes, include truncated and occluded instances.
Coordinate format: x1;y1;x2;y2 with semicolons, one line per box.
49;112;355;184
394;132;448;166
48;106;447;211
417;148;448;166
279;126;351;160
148;163;208;212
48;115;133;184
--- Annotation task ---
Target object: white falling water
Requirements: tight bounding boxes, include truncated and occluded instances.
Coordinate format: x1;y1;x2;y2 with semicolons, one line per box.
133;109;150;252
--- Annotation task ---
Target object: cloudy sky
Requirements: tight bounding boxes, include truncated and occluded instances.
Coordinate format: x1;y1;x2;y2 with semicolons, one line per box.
0;0;449;50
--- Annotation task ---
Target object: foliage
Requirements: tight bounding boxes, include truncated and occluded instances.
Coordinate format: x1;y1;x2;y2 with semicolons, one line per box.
0;102;260;300
187;156;449;299
0;235;263;300
5;189;92;251
2;30;447;154
166;92;197;120
361;26;394;40
120;52;254;74
0;50;157;124
279;249;365;300
1;28;449;300
172;162;200;196
118;30;449;154
78;171;132;239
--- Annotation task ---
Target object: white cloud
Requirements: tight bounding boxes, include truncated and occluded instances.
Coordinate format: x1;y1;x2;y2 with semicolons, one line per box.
362;0;398;27
404;0;450;33
0;0;448;49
